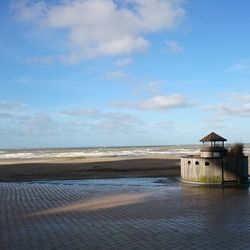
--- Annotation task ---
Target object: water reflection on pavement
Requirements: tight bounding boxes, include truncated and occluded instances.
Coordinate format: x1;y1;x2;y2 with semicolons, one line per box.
1;178;249;250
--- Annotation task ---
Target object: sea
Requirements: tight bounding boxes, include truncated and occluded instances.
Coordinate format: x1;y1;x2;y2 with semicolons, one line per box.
1;144;250;160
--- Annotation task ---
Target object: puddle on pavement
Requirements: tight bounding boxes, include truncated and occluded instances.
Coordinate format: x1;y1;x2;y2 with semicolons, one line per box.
25;177;180;188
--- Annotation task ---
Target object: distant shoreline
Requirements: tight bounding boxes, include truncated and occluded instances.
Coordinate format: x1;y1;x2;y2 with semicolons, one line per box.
0;156;180;182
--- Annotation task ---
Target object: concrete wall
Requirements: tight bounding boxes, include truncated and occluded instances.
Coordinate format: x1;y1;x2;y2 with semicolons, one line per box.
223;157;248;181
181;157;222;183
181;156;248;184
200;151;220;158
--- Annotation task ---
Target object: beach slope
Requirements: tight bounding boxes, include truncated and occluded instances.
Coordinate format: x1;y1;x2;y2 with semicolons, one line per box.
0;157;180;181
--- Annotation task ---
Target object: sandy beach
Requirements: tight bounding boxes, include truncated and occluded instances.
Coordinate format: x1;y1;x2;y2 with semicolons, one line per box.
0;156;180;181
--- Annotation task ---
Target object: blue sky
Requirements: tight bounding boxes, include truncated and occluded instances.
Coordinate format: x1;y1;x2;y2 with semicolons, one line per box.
1;0;250;148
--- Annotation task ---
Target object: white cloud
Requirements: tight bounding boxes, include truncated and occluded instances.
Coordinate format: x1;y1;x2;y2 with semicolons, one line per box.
61;107;143;134
0;111;61;138
133;80;163;95
20;113;59;135
0;100;145;145
226;63;249;72
115;57;134;66
226;60;250;73
164;40;183;53
11;0;47;22
0;100;63;138
25;55;56;65
205;92;250;118
222;92;250;102
93;112;143;134
0;113;15;120
112;94;190;110
206;103;250;117
104;70;128;79
12;0;186;62
62;108;99;116
154;120;178;130
0;100;24;111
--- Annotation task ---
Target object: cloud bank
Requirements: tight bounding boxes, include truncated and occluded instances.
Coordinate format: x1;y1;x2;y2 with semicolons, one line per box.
112;94;190;110
12;0;186;63
205;93;250;118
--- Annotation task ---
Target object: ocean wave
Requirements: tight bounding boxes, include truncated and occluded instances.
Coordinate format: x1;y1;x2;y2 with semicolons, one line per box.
1;144;249;160
0;146;201;160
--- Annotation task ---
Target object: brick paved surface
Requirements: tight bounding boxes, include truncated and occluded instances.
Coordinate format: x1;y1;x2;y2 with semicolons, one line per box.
1;178;249;250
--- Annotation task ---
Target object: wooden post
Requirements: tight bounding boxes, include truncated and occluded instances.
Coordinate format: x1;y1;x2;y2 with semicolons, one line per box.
221;158;224;184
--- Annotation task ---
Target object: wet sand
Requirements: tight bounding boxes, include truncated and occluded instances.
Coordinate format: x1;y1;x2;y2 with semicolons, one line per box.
0;156;180;181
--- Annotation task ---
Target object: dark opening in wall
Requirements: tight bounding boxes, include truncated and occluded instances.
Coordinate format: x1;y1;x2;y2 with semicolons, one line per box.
195;161;199;165
205;161;210;166
188;160;191;165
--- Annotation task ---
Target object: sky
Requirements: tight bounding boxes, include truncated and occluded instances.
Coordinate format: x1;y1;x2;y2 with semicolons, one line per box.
1;0;250;148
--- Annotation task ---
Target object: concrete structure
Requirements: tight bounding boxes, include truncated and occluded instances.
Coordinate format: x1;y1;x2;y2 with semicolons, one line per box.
181;132;249;184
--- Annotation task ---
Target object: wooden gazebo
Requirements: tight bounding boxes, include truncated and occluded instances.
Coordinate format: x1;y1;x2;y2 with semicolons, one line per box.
200;132;227;148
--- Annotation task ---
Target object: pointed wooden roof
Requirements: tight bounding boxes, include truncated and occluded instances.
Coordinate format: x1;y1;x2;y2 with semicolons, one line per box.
200;132;227;142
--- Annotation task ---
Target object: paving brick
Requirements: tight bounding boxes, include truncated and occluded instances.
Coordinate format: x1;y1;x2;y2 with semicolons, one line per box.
0;179;249;250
